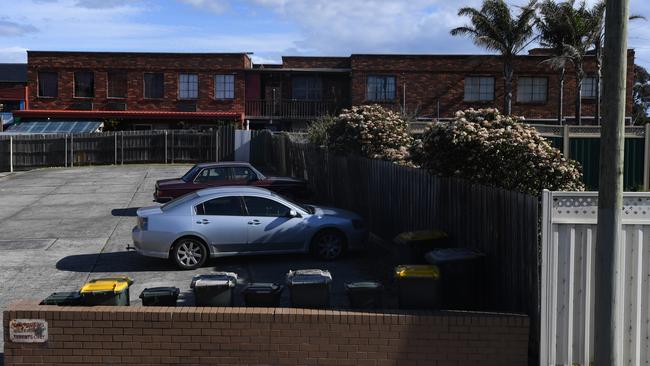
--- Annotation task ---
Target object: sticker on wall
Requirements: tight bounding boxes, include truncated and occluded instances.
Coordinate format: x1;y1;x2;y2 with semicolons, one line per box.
9;319;48;343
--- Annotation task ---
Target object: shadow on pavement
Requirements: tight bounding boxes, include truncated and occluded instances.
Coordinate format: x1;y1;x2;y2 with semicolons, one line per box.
56;251;176;272
111;207;140;217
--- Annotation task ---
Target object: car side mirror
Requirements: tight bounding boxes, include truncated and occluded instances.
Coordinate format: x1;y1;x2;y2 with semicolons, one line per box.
287;209;301;218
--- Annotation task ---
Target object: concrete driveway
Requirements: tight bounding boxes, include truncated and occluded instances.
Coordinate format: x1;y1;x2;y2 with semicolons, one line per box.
0;165;393;350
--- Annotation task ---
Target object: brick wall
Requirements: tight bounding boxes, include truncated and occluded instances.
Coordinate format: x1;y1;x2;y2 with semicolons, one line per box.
350;51;635;120
282;57;351;69
3;301;529;366
27;51;250;114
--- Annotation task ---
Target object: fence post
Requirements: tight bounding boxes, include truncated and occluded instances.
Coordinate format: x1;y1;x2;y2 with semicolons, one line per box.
9;136;13;173
643;123;650;191
114;132;117;165
64;135;68;168
563;125;570;158
121;131;124;165
164;130;168;164
70;134;74;168
171;130;175;164
215;128;219;162
278;133;287;175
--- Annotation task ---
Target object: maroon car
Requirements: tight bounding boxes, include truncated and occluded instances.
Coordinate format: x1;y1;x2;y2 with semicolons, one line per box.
153;162;309;203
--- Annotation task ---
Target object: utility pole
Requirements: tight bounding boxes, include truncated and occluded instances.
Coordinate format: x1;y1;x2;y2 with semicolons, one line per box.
594;0;630;364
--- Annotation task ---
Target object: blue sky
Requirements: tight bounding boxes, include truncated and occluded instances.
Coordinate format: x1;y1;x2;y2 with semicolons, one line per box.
0;0;648;70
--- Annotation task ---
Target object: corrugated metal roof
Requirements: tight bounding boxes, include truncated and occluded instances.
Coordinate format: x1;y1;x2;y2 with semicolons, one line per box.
0;64;27;83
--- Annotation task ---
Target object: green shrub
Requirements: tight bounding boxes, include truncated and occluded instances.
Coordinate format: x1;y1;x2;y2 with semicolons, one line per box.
306;115;336;146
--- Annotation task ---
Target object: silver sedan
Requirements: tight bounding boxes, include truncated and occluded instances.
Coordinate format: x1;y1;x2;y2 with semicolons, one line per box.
132;186;368;269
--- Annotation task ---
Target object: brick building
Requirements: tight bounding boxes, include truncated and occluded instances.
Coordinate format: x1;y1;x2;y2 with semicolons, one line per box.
10;49;636;131
0;63;28;130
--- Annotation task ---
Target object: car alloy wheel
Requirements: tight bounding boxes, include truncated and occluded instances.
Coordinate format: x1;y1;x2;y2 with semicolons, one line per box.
173;239;207;270
313;231;345;260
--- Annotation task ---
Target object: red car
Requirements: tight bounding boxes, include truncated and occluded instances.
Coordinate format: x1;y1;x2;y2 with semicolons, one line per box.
153;162;310;203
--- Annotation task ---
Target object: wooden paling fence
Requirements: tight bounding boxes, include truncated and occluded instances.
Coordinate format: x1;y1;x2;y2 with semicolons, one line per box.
0;126;235;171
267;133;541;359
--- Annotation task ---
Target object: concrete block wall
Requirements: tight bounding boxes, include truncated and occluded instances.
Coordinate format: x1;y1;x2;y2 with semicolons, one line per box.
3;301;529;366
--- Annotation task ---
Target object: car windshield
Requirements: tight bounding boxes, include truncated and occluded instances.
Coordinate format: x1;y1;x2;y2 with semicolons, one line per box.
181;166;202;182
273;192;315;214
161;192;199;211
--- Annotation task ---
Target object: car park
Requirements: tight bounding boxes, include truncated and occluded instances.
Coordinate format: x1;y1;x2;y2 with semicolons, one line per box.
153;161;309;202
133;186;368;270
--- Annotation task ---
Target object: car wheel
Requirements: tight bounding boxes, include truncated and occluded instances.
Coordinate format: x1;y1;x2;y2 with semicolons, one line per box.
172;238;208;270
311;230;346;260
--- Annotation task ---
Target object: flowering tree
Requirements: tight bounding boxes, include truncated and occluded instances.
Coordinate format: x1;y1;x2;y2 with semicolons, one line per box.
414;108;584;195
328;105;413;164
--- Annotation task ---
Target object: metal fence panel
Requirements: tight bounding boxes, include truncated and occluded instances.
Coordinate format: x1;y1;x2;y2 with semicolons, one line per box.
541;191;650;366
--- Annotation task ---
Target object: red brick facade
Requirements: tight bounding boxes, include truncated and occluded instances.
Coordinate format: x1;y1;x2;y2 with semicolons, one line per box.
349;51;635;121
22;49;636;128
27;52;251;117
3;301;529;366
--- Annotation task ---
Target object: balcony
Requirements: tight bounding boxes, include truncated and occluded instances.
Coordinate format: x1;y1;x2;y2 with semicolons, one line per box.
245;99;341;120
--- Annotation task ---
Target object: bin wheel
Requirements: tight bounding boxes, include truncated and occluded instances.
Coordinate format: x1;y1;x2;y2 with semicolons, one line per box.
311;230;346;260
172;237;208;270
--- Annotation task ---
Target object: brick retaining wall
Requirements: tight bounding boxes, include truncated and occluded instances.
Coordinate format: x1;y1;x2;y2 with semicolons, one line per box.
3;301;529;366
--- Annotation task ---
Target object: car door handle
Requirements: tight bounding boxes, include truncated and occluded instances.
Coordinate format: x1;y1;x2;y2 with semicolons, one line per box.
247;219;260;225
196;219;210;224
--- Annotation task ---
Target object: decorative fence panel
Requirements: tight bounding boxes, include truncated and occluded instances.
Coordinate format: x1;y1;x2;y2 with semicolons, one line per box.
0;126;235;171
540;191;650;366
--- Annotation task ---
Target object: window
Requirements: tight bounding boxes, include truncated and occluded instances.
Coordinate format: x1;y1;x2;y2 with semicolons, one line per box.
581;76;598;99
74;71;94;98
144;73;164;99
38;72;58;97
244;196;291;217
196;196;244;216
517;77;547;103
366;75;396;101
179;73;198;99
231;167;257;181
215;75;235;99
107;71;128;98
194;167;229;183
292;76;322;100
464;76;494;101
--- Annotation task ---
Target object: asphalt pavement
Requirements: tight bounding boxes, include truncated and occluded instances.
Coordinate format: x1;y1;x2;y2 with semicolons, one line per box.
0;164;394;350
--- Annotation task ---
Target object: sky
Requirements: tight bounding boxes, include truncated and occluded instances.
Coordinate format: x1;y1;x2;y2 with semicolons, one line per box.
0;0;648;70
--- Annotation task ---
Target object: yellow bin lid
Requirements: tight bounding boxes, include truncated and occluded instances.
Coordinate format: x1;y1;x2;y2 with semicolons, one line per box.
394;265;440;279
80;276;133;293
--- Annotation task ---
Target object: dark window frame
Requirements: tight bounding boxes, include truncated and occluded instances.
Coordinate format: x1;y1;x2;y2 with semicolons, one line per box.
37;71;58;98
178;73;199;100
516;76;548;104
74;71;95;99
463;75;495;102
215;74;235;100
107;71;128;99
581;76;598;99
366;75;396;102
292;75;323;100
144;72;165;99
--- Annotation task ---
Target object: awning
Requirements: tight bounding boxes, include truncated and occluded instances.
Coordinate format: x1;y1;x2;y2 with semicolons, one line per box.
12;109;243;120
7;120;104;134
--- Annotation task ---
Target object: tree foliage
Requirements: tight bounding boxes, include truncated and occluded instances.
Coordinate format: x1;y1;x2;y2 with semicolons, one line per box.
413;108;585;195
306;115;336;146
327;105;413;164
634;64;650;125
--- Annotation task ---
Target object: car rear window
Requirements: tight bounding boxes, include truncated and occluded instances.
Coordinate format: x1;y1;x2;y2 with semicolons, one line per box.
161;192;198;211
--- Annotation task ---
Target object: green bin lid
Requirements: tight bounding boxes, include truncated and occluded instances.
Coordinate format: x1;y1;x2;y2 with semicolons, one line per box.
139;287;180;298
394;229;448;244
344;281;383;290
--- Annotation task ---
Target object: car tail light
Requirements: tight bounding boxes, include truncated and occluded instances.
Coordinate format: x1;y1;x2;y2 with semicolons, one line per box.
138;217;148;231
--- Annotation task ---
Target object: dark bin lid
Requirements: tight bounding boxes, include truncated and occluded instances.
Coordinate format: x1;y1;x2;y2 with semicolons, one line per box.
425;248;485;264
139;287;180;298
243;283;283;293
40;291;82;304
190;272;238;288
286;269;332;285
345;281;383;290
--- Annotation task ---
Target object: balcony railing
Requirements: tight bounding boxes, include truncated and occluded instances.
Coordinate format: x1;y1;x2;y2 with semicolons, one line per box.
245;99;341;119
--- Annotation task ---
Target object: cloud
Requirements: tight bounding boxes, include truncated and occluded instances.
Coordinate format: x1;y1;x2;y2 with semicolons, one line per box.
0;19;38;36
74;0;135;8
179;0;229;13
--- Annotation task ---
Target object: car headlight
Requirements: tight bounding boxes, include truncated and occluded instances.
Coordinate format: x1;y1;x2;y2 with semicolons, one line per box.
351;219;365;230
138;217;148;231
